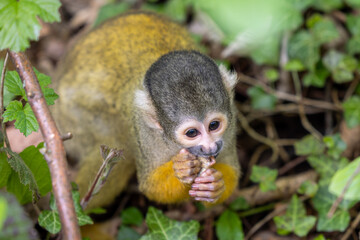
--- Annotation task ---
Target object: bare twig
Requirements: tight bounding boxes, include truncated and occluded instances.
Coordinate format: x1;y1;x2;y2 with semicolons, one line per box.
341;211;360;240
344;74;360;101
238;73;341;111
327;161;360;218
8;51;81;240
278;156;307;176
0;53;11;149
61;132;73;141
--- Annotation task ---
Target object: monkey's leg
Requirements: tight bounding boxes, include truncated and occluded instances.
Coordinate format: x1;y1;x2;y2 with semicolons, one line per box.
76;149;136;209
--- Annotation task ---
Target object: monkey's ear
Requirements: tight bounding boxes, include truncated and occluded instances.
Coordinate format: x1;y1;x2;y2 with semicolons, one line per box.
219;64;238;94
134;89;162;129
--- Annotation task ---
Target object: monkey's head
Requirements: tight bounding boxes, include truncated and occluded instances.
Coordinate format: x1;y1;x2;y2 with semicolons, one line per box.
135;50;238;158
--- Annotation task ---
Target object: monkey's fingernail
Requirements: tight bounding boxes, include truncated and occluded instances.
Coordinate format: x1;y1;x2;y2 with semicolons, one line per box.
192;184;199;189
189;190;196;196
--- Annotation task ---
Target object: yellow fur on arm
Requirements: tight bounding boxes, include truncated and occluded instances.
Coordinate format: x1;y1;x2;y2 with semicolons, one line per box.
206;163;239;206
142;160;191;203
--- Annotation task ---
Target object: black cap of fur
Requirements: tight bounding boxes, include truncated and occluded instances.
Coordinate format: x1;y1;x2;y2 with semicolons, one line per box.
144;50;231;139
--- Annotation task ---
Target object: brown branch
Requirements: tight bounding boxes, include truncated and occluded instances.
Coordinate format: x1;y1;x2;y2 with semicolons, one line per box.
238;73;341;111
8;51;81;240
0;53;11;149
327;161;360;218
341;211;360;240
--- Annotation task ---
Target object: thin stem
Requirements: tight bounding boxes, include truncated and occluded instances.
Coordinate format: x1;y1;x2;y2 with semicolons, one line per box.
0;53;11;149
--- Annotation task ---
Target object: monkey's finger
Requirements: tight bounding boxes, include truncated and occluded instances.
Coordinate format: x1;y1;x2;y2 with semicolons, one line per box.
195;170;223;183
191;179;224;191
189;186;224;199
175;167;202;178
181;176;195;185
179;149;197;160
173;159;201;170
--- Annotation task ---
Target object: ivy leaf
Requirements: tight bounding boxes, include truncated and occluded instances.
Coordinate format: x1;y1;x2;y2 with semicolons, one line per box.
284;59;306;72
117;226;141;240
0;0;60;51
303;67;330;88
342;96;360;128
311;0;343;12
264;68;279;83
38;210;61;234
289;0;314;11
309;16;339;45
229;197;250;211
72;191;93;226
307;155;348;186
0;192;38;240
288;30;320;71
3;101;39;137
140;206;200;240
274;195;316;237
294;135;325;156
346;36;360;55
215;210;244;240
4;71;26;99
297;180;319;197
329;157;360;200
317;211;350;232
121;207;144;226
323;134;347;159
323;50;357;84
346;14;360;36
247;86;277;110
250;166;278;192
1;147;40;204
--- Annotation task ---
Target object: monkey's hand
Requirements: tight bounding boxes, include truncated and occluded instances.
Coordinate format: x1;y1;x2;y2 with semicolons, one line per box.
173;149;202;185
189;168;225;203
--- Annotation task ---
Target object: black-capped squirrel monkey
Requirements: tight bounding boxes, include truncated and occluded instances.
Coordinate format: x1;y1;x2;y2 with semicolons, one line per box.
54;11;240;209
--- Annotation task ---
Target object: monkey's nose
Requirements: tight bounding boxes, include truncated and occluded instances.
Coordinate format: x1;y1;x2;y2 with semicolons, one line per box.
200;141;223;157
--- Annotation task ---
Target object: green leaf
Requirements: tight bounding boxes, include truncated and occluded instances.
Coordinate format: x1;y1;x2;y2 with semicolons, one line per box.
329;156;360;200
345;0;360;7
3;101;39;136
0;0;61;51
317;211;350;232
0;152;11;188
229;197;250;211
33;68;59;105
140;206;200;240
31;0;61;22
117;226;141;240
273;195;316;237
247;86;277;110
215;210;244;240
311;0;343;12
250;166;277;192
71;191;94;226
288;30;320;71
323;134;347;159
342;96;360;128
284;59;306;72
0;191;38;240
163;0;189;22
314;234;326;240
250;38;280;65
121;207;144;226
309;17;339;45
0;197;7;230
346;36;360;55
312;186;356;213
307;155;348;186
294;135;325;156
38;210;61;234
346;14;360;36
323;50;357;84
1;147;40;204
94;2;130;27
264;68;279;83
303;67;330;88
4;71;26;99
297;180;318;197
289;0;314;11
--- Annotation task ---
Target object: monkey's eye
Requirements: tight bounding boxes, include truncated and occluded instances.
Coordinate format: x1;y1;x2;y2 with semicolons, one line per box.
185;129;199;138
209;121;220;131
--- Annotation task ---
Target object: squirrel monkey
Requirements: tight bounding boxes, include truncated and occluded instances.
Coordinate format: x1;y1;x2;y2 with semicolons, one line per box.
54;11;240;209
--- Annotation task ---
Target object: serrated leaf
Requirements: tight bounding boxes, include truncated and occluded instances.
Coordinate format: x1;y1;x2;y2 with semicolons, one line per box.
3;101;39;136
288;30;320;71
273;195;316;237
31;0;61;22
0;152;11;188
215;210;244;240
323;134;347;159
329;156;360;200
229;197;250;211
294;135;325;156
309;17;339;45
4;71;26;99
0;191;38;240
0;0;60;51
311;0;343;12
33;68;59;105
247;86;277;110
250;166;277;192
38;210;61;234
1;147;40;203
117;226;141;240
121;207;144;226
140;206;200;240
297;180;318;197
307;155;348;186
342;96;360;128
